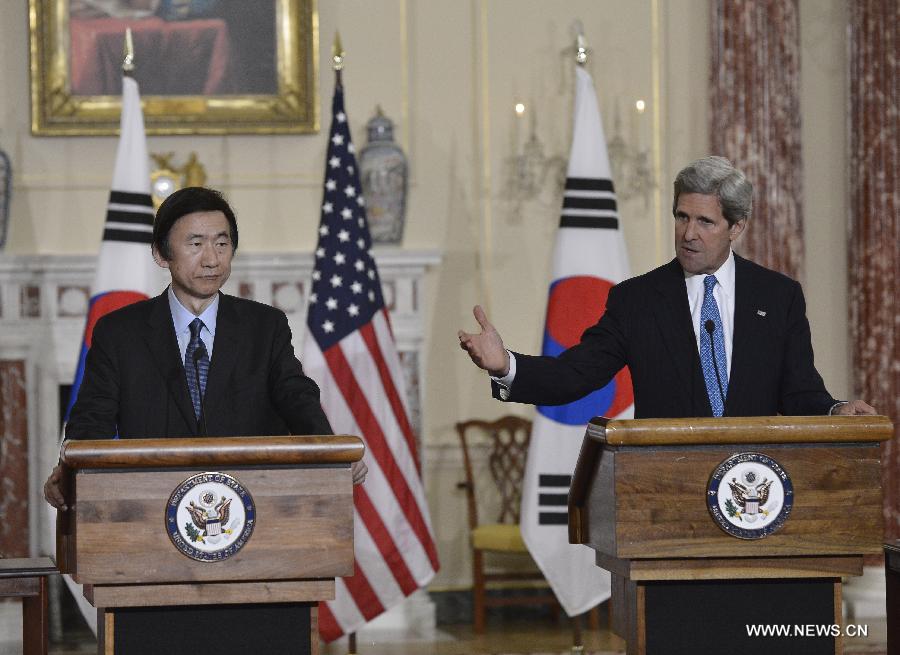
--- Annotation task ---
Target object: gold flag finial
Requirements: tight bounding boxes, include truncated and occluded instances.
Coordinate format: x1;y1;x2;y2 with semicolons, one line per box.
575;33;590;66
123;27;135;74
332;32;345;71
571;19;591;66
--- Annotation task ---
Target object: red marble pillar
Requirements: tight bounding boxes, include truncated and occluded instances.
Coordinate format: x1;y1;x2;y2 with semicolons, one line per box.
709;0;803;279
0;360;29;557
848;0;899;543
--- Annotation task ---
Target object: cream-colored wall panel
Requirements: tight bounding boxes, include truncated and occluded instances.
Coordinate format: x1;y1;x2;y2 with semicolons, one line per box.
480;1;656;362
1;1;30;145
9;188;104;254
403;2;479;250
406;3;499;443
658;0;710;265
800;0;850;398
221;186;322;253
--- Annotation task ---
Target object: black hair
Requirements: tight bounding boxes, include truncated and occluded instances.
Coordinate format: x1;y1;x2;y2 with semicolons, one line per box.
153;186;239;260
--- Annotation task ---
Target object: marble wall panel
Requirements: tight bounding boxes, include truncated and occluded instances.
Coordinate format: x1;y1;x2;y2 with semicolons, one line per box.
0;359;28;557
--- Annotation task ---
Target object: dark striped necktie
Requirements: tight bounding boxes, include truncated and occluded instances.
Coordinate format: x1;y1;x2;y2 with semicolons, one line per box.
185;318;209;420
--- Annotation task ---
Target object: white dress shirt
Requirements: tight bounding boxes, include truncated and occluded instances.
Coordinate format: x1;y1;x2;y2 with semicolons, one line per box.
685;250;735;378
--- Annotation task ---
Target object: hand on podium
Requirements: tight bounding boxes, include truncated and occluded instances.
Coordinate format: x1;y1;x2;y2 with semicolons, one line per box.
458;305;511;377
43;464;67;511
831;399;877;415
352;459;368;485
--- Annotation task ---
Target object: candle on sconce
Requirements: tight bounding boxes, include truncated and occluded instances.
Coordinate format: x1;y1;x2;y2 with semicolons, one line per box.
514;102;526;150
632;99;646;149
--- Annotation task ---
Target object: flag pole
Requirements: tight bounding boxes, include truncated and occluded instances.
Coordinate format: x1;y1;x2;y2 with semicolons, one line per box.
309;27;438;649
574;31;591;67
332;31;344;89
123;27;135;75
569;26;589;655
332;31;357;655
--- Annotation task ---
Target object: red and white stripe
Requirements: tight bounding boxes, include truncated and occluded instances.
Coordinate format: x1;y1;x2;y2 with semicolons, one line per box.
303;309;438;640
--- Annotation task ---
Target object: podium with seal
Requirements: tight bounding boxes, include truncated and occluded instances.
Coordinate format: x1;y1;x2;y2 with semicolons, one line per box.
568;415;893;655
55;435;364;655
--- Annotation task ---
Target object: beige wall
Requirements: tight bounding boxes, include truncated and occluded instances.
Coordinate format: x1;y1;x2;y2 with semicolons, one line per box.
0;0;851;589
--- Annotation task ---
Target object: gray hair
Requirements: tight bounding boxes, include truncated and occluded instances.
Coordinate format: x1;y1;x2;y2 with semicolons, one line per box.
672;156;753;226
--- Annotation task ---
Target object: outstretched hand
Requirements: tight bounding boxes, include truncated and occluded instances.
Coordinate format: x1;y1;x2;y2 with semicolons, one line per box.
458;305;510;377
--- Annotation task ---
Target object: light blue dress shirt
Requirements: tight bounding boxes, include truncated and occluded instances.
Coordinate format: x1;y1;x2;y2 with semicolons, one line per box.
166;286;219;363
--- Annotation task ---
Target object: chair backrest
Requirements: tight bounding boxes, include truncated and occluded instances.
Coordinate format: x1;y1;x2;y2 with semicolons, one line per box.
455;416;532;528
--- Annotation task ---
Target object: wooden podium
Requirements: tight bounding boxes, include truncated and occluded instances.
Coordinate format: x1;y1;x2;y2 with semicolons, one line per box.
56;435;364;655
569;415;893;655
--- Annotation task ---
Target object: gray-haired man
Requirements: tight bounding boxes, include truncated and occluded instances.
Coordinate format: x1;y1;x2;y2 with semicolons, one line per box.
459;156;875;418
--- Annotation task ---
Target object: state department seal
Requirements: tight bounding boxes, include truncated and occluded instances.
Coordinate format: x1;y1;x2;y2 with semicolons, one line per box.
707;452;793;540
166;472;256;562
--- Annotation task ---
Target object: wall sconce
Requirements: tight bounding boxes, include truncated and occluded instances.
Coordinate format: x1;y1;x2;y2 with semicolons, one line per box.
506;102;566;202
607;100;655;206
150;152;208;208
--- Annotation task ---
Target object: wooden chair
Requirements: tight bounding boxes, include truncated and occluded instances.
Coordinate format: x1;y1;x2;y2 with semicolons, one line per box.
0;557;57;655
455;416;559;633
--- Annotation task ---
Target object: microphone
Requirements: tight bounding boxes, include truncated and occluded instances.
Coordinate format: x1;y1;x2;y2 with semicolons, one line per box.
192;346;209;437
704;319;726;411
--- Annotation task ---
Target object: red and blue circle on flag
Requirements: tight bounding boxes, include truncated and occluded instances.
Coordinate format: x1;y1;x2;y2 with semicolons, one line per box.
537;276;633;425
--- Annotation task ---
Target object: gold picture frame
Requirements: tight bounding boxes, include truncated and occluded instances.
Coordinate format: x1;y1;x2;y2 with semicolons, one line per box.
29;0;319;136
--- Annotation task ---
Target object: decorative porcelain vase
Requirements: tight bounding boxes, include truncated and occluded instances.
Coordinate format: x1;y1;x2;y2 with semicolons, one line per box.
359;106;408;244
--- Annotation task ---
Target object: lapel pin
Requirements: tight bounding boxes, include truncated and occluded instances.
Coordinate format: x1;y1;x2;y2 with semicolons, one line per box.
757;310;767;317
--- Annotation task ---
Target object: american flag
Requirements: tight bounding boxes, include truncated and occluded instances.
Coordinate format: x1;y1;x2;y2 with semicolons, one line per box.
302;81;439;641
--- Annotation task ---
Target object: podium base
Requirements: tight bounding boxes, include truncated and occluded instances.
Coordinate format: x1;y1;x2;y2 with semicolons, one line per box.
98;603;316;655
648;579;837;654
618;578;840;655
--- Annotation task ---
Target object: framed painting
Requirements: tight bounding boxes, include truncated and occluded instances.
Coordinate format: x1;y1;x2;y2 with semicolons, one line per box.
29;0;319;135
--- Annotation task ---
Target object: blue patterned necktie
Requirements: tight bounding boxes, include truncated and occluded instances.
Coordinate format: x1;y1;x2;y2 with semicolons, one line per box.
700;275;728;416
185;318;209;420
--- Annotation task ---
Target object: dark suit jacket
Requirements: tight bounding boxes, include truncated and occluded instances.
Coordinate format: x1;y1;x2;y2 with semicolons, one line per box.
495;255;836;418
67;291;332;439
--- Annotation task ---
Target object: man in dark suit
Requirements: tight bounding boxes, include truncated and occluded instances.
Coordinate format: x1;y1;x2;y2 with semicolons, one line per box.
459;156;874;418
45;186;365;509
43;186;365;653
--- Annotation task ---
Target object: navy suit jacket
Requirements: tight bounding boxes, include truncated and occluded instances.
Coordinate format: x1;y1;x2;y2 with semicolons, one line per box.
494;255;836;418
67;291;332;439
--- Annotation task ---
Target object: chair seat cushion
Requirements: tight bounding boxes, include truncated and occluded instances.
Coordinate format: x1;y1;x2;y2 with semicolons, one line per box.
472;523;527;552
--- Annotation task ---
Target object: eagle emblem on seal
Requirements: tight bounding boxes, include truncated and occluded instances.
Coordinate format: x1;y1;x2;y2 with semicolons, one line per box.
727;470;774;523
186;490;233;541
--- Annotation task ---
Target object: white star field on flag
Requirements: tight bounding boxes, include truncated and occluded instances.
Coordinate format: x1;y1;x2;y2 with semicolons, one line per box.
307;91;386;350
